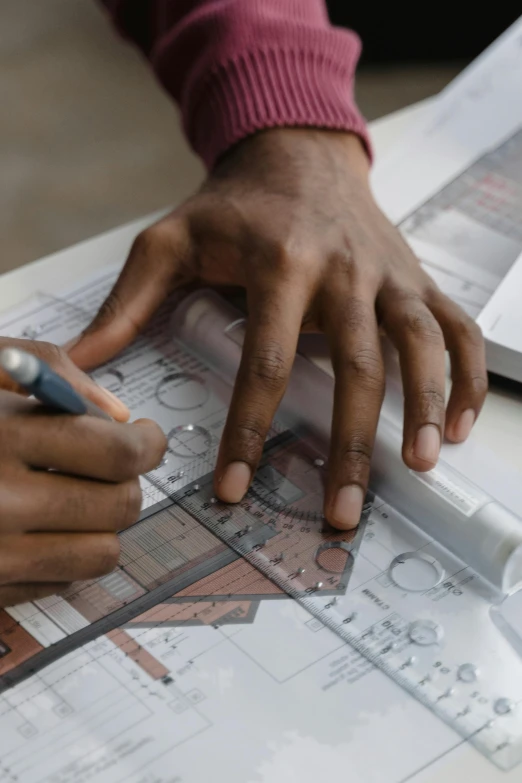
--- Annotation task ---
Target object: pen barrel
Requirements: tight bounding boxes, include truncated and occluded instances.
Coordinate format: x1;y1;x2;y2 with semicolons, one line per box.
172;290;522;594
30;366;88;415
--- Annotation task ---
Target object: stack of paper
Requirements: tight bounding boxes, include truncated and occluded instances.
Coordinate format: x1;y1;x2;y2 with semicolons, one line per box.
372;17;522;380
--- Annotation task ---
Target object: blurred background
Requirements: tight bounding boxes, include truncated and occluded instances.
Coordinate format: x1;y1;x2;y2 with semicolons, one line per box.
2;0;520;274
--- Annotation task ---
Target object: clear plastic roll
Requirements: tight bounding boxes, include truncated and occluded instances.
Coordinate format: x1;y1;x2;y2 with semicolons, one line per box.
171;290;522;594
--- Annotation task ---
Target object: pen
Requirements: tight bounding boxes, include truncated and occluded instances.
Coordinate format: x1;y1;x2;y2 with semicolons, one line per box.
0;347;112;421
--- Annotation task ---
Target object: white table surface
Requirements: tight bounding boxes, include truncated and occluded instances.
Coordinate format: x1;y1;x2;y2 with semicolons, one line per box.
1;102;521;782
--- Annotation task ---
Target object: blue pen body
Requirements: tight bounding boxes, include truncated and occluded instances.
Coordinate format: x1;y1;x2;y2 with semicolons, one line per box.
0;347;111;420
25;360;89;414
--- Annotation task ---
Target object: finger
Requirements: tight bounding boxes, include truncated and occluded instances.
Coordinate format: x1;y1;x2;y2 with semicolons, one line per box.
67;216;193;370
0;533;120;584
427;291;488;443
0;338;129;422
323;291;385;530
0;582;69;608
3;471;143;534
15;415;167;481
380;290;446;471
214;278;307;503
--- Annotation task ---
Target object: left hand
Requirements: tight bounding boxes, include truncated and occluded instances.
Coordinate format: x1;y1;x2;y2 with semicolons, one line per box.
0;338;166;606
0;337;129;421
66;128;487;530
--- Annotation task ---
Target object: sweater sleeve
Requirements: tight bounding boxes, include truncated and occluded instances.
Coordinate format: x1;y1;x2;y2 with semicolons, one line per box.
98;1;370;169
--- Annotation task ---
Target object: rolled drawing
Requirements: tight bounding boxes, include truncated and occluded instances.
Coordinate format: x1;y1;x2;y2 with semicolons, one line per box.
171;290;522;594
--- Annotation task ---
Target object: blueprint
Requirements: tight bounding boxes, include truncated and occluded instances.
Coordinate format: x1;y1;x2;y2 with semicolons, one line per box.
0;269;522;781
0;19;522;780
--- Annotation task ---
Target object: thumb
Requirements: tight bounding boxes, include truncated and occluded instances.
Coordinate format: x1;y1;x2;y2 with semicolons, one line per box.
67;217;193;371
0;338;130;422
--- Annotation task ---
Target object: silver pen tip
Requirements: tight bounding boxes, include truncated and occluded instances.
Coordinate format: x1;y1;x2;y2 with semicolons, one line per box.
0;347;23;372
0;347;40;384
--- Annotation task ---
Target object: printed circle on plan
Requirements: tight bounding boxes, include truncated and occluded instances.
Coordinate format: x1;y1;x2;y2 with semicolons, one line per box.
156;372;209;411
389;552;444;592
92;368;124;396
315;542;355;574
168;424;213;459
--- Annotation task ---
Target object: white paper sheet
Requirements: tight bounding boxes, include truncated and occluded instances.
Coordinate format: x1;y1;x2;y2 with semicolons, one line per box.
372;16;522;321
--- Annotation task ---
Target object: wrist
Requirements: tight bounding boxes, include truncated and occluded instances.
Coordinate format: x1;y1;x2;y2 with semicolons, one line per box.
213;128;371;186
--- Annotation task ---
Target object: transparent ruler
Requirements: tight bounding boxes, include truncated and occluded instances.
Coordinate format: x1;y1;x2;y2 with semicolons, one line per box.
144;433;522;772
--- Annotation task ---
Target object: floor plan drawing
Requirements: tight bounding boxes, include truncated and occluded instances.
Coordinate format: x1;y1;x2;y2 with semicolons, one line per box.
0;270;522;782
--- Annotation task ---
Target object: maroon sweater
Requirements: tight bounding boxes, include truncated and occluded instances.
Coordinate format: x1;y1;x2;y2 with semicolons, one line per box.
99;0;369;168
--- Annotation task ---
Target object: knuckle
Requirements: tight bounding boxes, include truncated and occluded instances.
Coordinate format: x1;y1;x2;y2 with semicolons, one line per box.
117;479;143;530
260;239;294;274
80;291;124;337
402;308;443;344
328;251;356;277
417;384;446;413
338;435;373;469
34;341;66;369
91;290;123;329
336;296;371;331
337;347;384;391
231;417;266;461
453;315;484;347
246;342;289;393
467;373;488;399
254;238;314;282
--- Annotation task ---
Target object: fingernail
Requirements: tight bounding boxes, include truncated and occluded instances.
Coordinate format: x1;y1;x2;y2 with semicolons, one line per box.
98;386;130;420
332;485;364;529
453;409;475;443
218;462;251;503
414;424;441;465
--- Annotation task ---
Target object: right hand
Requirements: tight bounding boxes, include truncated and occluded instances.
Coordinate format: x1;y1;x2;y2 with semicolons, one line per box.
0;340;167;608
67;130;487;531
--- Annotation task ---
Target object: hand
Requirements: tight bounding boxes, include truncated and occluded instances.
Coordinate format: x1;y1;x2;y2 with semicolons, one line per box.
0;337;130;422
67;129;487;530
0;341;167;607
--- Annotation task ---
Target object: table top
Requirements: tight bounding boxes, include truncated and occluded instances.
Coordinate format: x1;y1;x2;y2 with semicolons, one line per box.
1;100;521;782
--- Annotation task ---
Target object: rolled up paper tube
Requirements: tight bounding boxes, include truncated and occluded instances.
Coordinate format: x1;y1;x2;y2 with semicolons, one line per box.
171;290;522;594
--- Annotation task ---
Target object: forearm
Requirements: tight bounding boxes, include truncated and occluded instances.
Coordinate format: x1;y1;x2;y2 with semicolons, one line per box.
98;0;370;168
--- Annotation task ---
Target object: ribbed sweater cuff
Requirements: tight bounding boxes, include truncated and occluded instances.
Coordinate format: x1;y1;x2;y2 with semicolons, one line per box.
184;41;371;170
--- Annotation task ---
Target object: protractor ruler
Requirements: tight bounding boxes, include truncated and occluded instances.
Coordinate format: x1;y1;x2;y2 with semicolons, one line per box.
145;431;522;772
